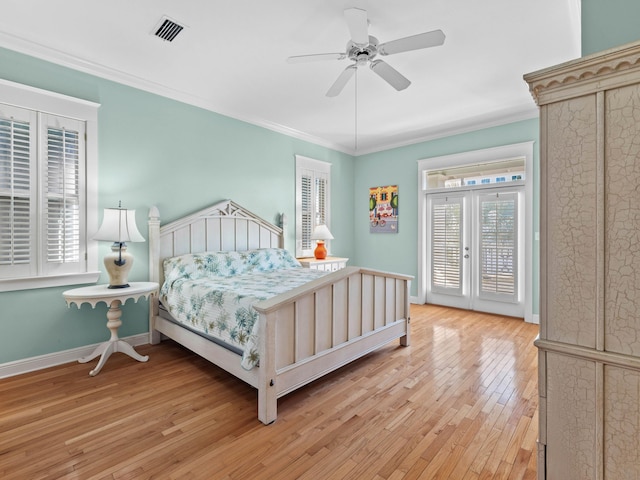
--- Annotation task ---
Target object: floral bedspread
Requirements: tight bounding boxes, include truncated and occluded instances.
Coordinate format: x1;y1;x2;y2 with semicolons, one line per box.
160;249;328;369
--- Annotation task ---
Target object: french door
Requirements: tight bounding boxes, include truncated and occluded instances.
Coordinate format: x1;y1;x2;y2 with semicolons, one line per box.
426;187;524;317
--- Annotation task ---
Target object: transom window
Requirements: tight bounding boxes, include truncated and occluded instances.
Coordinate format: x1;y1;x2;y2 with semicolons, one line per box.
424;158;525;191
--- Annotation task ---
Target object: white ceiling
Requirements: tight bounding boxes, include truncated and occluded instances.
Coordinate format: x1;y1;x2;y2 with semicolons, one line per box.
0;0;581;155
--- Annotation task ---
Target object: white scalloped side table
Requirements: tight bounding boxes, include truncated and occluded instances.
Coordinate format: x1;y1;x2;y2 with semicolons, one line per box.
63;281;159;376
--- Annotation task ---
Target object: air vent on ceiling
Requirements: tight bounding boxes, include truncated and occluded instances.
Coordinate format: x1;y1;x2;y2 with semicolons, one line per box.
153;16;184;42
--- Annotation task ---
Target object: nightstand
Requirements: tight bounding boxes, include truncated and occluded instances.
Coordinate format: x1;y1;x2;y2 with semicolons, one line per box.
63;282;159;376
298;257;348;272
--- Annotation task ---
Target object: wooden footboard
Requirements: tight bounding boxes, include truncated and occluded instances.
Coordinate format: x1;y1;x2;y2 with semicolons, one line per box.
148;201;412;424
253;266;411;424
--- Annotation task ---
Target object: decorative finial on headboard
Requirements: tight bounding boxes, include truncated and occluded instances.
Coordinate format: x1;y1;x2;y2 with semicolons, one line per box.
149;206;160;221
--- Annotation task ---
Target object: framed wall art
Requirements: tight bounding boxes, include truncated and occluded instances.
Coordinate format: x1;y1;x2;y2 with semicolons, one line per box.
369;185;398;233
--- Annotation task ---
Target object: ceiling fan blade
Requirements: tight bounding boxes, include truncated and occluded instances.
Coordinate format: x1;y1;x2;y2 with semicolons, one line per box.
344;8;369;46
326;65;357;97
369;60;411;91
287;53;346;63
378;29;445;56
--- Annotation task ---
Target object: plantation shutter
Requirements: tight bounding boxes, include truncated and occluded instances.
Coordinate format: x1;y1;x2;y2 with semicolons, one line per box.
0;105;37;278
0;105;86;281
430;196;463;295
300;170;313;252
0;81;99;291
315;172;328;225
478;192;518;302
40;114;86;276
295;156;331;258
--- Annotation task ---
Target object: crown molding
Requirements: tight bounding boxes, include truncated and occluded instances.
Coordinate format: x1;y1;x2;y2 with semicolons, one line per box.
0;30;539;158
0;31;354;155
353;105;539;156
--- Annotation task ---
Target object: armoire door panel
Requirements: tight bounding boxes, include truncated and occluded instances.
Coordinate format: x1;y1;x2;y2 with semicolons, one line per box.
605;84;640;356
604;365;640;479
546;96;598;349
545;352;597;480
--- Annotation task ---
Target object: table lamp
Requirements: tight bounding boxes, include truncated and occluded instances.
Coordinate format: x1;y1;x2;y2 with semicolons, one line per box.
93;202;145;288
310;224;334;260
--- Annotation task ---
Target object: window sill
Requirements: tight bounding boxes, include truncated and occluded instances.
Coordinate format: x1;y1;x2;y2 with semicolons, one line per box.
0;271;101;293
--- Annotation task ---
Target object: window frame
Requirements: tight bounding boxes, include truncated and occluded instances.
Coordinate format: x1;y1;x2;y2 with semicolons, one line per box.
0;79;100;292
295;155;331;258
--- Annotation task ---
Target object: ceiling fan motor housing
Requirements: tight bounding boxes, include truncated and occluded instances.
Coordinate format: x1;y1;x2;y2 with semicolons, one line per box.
347;36;379;65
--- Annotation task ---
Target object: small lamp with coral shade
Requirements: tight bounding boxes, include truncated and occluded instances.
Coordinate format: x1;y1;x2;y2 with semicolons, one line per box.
310;224;334;260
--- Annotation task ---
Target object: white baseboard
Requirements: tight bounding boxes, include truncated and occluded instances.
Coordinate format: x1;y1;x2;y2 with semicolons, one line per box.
0;333;149;379
527;314;540;325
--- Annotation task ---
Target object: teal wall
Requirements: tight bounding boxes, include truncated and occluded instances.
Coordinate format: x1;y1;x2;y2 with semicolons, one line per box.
3;0;639;365
582;0;640;55
0;46;354;364
352;120;540;309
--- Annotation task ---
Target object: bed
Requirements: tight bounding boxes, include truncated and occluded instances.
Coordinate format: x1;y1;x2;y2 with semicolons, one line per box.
148;199;412;424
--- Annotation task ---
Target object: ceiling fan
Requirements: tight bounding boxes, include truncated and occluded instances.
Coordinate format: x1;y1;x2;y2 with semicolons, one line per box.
287;7;445;97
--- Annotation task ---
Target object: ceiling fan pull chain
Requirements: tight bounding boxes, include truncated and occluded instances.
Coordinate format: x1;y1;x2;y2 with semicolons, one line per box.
355;67;358;152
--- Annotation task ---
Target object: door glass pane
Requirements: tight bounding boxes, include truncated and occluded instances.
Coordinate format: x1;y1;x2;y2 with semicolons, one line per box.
431;197;462;294
479;193;517;300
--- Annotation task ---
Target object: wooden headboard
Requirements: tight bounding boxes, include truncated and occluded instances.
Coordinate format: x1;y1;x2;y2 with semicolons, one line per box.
148;199;285;287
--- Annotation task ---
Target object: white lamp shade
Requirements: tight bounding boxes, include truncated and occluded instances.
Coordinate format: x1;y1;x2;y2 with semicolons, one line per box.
94;208;145;243
310;224;334;241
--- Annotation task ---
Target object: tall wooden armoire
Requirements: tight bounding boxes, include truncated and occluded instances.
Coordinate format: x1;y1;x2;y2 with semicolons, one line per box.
525;41;640;480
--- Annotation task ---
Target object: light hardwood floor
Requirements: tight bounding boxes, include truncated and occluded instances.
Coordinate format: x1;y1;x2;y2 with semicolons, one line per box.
0;305;539;479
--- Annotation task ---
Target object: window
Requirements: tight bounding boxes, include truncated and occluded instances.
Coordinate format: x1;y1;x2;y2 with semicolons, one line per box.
0;79;99;291
295;155;330;258
423;158;525;191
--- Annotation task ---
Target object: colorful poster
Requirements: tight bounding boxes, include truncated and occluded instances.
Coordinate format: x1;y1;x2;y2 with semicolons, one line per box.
369;185;398;233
